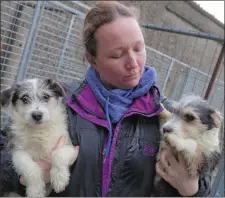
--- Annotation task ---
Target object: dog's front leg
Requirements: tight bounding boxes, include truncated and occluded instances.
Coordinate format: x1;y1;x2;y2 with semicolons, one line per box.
50;144;78;193
12;151;45;197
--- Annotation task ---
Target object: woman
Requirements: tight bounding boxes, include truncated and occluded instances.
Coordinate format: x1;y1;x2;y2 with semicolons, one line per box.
0;1;212;197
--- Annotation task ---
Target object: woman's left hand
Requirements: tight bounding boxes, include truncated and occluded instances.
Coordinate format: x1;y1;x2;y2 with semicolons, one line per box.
156;146;199;196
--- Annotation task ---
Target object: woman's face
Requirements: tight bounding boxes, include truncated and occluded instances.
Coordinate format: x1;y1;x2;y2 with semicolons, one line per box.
90;17;146;89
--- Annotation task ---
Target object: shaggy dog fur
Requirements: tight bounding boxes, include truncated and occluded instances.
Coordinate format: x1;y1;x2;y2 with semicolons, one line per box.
153;95;223;196
1;78;77;197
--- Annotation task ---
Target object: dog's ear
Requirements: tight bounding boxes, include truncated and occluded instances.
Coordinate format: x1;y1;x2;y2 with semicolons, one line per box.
211;109;224;129
0;87;13;107
44;78;66;97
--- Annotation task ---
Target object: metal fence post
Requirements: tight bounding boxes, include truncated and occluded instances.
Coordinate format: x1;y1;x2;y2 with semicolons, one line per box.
56;15;76;77
16;1;43;82
204;43;225;100
209;151;224;197
141;24;224;43
162;59;174;93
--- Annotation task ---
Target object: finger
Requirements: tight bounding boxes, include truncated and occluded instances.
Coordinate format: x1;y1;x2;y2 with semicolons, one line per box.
55;136;65;149
36;160;51;170
20;176;26;186
43;171;50;184
159;149;170;168
165;146;178;166
156;162;169;182
177;152;186;166
164;145;175;158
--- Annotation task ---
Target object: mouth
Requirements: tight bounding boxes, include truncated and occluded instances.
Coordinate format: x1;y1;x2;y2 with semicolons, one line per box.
125;72;139;78
34;120;43;124
26;120;43;126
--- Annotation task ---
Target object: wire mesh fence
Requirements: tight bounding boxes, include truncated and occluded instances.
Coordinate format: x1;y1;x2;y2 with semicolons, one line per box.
1;1;88;126
1;1;34;89
143;26;224;111
1;1;224;125
24;1;86;81
0;0;224;197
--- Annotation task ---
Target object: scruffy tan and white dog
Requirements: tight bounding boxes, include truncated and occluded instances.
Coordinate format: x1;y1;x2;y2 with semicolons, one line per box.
153;95;223;196
1;78;78;197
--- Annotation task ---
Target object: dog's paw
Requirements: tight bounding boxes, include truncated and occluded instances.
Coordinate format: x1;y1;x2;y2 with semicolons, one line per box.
165;134;184;151
26;183;46;197
50;167;70;193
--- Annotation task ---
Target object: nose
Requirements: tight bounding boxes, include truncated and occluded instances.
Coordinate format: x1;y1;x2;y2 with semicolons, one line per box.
125;51;138;70
163;126;172;134
32;111;43;122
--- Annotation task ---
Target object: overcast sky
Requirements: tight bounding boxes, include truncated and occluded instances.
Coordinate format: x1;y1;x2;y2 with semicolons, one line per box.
195;1;224;24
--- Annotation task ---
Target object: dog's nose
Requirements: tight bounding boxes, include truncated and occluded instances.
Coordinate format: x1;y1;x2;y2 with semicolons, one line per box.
163;126;172;133
32;111;43;122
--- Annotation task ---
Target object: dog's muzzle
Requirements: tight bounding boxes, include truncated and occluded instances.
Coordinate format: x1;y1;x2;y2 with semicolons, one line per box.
162;126;172;134
31;111;43;122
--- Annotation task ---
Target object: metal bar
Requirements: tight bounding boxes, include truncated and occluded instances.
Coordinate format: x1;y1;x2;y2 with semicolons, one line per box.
1;57;20;64
1;20;29;31
141;24;224;42
2;4;33;17
16;1;43;82
1;2;23;71
1;77;15;82
38;21;73;36
204;43;225;100
201;43;220;96
192;39;209;92
1;13;32;25
145;46;224;86
1;70;17;76
72;1;91;10
26;2;48;71
1;27;26;37
162;60;174;93
28;60;58;69
49;1;85;18
37;28;76;43
35;35;65;46
1;49;21;57
41;7;73;22
56;15;76;75
209;152;224;197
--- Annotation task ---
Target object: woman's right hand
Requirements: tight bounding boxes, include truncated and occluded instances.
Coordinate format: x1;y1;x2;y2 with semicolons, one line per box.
20;136;79;185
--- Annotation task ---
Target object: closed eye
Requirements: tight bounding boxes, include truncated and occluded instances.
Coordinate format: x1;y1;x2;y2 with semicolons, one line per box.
134;44;144;52
184;113;196;122
110;53;123;59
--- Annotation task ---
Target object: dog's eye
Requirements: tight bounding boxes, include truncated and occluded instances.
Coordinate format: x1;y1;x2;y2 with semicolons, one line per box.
42;94;50;101
184;114;195;122
21;95;29;104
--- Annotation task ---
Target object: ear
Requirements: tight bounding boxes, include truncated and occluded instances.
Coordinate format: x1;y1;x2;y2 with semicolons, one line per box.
0;87;13;108
211;109;224;129
44;79;66;97
85;52;97;68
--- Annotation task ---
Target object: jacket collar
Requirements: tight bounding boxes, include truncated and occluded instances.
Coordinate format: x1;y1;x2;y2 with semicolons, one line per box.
66;81;161;120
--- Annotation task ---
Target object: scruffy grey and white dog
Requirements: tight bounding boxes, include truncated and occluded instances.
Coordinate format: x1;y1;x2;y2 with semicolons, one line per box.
1;78;77;197
153;95;223;196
